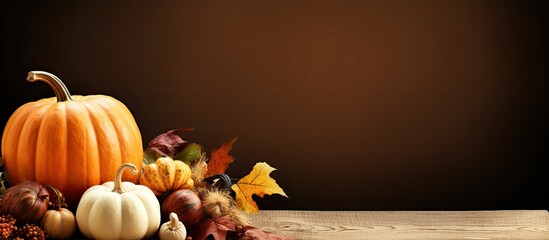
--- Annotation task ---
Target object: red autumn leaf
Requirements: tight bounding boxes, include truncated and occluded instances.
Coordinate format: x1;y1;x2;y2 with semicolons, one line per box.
148;128;193;157
239;226;293;240
190;216;236;240
206;138;238;177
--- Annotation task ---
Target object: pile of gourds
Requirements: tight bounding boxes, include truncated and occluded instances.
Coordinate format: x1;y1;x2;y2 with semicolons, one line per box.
0;71;198;239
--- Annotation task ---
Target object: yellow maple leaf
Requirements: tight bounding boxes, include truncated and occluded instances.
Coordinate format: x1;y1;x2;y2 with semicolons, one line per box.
231;162;288;213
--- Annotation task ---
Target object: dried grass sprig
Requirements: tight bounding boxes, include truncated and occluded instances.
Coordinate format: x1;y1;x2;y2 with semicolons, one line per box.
191;153;208;188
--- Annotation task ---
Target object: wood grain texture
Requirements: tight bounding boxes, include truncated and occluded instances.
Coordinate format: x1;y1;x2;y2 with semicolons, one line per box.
248;210;549;240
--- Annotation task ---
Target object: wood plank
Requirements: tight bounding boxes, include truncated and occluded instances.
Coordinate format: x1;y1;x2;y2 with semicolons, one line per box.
247;210;549;239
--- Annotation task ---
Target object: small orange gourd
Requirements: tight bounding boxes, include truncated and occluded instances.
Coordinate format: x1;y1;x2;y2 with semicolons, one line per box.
1;71;143;205
140;156;194;196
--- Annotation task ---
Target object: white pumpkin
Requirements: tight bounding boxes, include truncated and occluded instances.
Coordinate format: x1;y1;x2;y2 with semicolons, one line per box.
159;212;187;240
76;163;161;240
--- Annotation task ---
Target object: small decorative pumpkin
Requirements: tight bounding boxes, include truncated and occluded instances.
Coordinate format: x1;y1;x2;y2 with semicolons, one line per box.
159;212;187;240
162;189;204;229
1;71;143;206
40;185;76;239
140;156;194;196
76;163;161;240
0;181;49;223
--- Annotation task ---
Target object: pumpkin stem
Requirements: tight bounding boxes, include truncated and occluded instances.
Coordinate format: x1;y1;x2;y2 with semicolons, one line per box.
168;212;180;230
27;71;74;102
112;163;139;194
45;185;67;211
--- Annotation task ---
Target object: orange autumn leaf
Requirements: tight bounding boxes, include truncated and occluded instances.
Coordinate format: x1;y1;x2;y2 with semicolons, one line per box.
206;137;238;177
231;162;288;213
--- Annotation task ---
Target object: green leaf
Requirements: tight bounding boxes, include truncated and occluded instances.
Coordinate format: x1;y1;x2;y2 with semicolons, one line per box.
143;148;161;165
173;143;203;165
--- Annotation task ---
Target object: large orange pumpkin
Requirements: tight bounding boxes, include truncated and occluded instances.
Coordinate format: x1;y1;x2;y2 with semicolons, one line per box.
1;71;143;206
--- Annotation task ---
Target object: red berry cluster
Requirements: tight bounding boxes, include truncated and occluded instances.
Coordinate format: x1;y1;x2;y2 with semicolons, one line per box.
0;214;16;239
0;214;46;240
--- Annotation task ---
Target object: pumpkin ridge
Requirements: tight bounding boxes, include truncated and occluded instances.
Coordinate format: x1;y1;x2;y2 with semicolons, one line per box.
120;192;148;238
13;105;37;181
129;187;162;238
34;102;66;188
66;101;96;195
82;100;102;187
63;102;70;189
93;97;136;181
36;102;61;181
158;158;174;191
3;103;36;183
83;99;120;182
93;191;123;239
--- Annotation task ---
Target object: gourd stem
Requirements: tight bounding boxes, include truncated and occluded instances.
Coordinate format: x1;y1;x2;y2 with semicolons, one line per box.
27;71;74;102
45;185;65;211
168;212;180;230
112;163;138;194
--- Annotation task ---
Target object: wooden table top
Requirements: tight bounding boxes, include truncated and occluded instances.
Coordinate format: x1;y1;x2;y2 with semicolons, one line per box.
247;210;549;239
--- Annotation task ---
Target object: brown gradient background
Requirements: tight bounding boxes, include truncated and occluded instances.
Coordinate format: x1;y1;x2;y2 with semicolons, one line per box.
1;1;547;210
